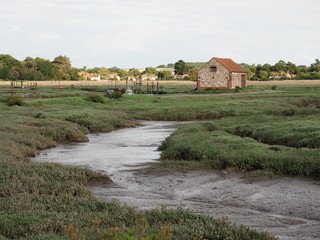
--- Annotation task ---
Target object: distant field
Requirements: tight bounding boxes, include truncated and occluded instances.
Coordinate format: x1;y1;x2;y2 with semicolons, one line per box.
0;80;194;87
1;79;320;87
248;80;320;86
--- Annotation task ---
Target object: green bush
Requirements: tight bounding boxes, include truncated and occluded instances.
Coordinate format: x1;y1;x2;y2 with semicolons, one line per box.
234;86;242;92
5;96;24;106
106;91;123;99
85;93;105;103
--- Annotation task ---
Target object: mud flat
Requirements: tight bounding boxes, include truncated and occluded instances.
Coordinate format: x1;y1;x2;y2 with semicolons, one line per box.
95;170;320;240
35;121;320;240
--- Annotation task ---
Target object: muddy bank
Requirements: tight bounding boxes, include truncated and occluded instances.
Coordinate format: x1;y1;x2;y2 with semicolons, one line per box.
91;168;320;240
35;121;320;240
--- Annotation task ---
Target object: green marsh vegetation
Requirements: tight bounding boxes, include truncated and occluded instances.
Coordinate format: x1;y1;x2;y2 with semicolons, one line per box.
0;83;319;239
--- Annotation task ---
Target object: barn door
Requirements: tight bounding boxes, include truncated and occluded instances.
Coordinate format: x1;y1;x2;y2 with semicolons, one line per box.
241;75;246;87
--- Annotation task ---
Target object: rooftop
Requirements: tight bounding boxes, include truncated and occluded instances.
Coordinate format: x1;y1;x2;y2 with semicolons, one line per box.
214;57;247;73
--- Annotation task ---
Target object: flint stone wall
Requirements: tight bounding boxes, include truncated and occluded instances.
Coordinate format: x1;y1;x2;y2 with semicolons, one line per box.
198;58;230;89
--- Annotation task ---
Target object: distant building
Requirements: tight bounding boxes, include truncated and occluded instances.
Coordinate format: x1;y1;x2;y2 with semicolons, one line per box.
88;73;101;81
197;57;247;89
79;71;101;81
176;73;190;80
127;76;137;81
108;74;121;80
270;72;296;79
155;68;175;76
140;74;157;81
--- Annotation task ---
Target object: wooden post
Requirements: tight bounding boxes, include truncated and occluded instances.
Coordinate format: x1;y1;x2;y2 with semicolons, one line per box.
157;82;159;94
10;81;14;96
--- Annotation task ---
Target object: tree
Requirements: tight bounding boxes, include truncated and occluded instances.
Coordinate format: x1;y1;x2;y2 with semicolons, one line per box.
8;67;20;80
23;57;37;71
174;60;189;75
156;64;166;68
98;67;110;79
35;58;55;79
144;67;156;75
240;63;254;79
189;68;199;81
286;62;297;74
258;70;270;80
262;63;272;72
118;69;128;78
52;55;71;71
157;71;172;80
310;59;320;72
108;67;121;73
69;68;79;80
52;55;73;79
52;55;81;80
87;67;100;74
128;68;140;77
0;54;20;79
272;60;286;72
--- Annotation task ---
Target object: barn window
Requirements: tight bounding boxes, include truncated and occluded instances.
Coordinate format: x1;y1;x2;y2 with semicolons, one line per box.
210;66;217;72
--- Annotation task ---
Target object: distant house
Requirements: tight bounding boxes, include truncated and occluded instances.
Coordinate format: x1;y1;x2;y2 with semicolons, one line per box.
197;57;247;89
127;76;137;81
140;74;157;81
155;67;175;76
79;71;101;81
88;73;101;81
108;74;121;80
176;73;190;80
148;74;157;81
270;72;296;79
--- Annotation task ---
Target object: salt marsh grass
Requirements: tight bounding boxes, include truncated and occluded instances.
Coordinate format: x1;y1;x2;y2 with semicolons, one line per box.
1;84;319;239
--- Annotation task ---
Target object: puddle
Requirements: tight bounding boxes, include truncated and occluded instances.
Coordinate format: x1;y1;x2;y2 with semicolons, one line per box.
34;121;320;240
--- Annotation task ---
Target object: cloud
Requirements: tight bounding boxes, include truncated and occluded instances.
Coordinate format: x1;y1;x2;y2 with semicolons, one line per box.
10;25;20;33
38;33;60;40
0;0;319;67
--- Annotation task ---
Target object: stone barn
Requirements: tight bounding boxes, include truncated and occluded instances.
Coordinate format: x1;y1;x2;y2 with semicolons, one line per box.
197;57;247;89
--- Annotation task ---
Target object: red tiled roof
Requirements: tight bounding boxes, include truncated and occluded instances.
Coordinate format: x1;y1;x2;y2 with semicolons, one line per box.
90;74;100;77
214;57;247;73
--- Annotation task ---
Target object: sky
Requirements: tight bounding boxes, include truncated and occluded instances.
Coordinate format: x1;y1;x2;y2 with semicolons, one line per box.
0;0;319;68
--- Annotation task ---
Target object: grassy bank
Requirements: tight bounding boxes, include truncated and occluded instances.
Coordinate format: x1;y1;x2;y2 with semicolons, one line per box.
159;119;320;176
1;84;319;239
155;87;320;177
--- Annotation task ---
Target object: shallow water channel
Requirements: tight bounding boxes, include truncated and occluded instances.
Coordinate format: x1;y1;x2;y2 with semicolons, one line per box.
34;121;320;240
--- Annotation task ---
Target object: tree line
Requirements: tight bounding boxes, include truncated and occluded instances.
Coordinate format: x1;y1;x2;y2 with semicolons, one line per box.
240;59;320;80
0;54;78;81
1;54;319;81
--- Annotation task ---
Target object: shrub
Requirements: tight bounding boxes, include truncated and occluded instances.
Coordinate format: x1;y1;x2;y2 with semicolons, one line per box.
106;91;123;99
85;93;105;103
271;85;277;90
234;86;242;92
5;96;24;106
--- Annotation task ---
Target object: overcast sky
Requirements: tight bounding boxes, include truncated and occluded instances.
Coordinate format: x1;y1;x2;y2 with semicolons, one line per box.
0;0;319;68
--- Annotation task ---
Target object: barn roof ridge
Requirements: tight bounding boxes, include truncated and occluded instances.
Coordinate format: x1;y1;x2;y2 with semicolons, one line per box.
213;57;247;73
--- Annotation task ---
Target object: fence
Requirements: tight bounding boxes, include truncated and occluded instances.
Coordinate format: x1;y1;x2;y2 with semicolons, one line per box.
0;81;40;98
